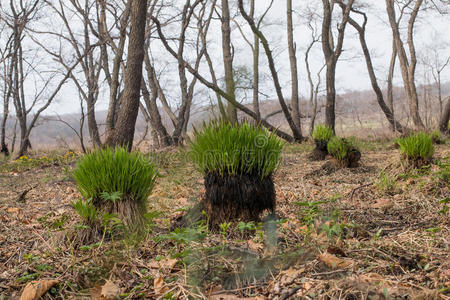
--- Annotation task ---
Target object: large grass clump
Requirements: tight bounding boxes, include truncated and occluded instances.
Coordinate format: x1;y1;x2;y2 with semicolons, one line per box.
310;124;334;160
397;132;434;167
190;121;283;224
73;147;158;231
190;121;283;179
327;136;361;168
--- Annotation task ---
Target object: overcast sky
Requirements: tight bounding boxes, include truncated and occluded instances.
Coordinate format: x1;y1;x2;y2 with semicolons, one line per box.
44;0;450;115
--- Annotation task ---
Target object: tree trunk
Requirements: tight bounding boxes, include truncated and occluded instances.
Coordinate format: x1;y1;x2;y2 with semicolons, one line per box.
105;0;148;149
1;97;9;156
250;0;260;120
346;12;405;133
440;97;450;134
387;38;396;131
385;0;424;129
86;96;102;148
321;0;354;132
221;0;237;123
105;1;131;134
287;0;301;130
324;60;337;131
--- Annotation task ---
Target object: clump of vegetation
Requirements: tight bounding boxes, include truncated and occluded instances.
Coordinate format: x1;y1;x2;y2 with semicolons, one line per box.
310;124;334;160
430;130;443;144
327;136;361;168
397;132;434;167
73;147;158;232
375;169;398;195
190;121;283;224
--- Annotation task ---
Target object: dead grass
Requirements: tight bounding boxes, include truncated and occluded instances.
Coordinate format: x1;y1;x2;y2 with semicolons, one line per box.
0;141;449;299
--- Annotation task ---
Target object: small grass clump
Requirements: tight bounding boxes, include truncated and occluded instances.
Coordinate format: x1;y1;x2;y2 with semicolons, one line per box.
190;121;283;224
73;147;158;231
327;137;361;168
309;124;334;161
312;124;334;146
376;169;398;195
397;132;434;167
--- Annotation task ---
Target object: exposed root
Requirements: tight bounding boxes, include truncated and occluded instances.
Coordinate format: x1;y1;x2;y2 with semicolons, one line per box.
202;172;275;226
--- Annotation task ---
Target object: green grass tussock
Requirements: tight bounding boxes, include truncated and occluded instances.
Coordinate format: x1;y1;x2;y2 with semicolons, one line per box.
327;137;361;167
312;124;334;143
189;121;284;179
73;147;158;222
327;137;350;161
397;132;434;164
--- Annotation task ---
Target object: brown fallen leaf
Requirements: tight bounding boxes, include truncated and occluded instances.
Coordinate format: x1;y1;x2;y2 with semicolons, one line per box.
370;198;393;209
7;207;20;214
279;266;305;285
248;240;263;252
149;258;178;270
100;280;120;299
317;252;353;269
19;279;58;300
153;276;168;296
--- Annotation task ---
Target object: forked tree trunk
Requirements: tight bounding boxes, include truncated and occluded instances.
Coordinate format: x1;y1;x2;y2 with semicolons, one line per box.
385;0;425;129
321;0;354;132
105;0;148;149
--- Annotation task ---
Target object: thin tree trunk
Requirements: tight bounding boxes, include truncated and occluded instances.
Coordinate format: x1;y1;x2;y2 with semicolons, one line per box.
440;97;450;134
221;0;237;123
387;38;397;131
287;0;301;130
346;10;405;133
250;0;260;119
86;96;102;147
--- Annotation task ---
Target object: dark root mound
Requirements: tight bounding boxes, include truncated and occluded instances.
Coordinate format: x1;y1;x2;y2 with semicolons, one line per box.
314;139;328;152
308;147;328;161
405;157;432;169
203;172;275;225
343;147;361;168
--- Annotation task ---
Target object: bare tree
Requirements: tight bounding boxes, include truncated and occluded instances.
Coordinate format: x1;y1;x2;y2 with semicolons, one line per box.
287;0;302;132
0;23;13;156
140;0;206;148
238;0;303;141
220;0;237;123
34;0;104;148
321;0;355;132
344;3;406;132
105;0;148;149
2;0;84;157
153;14;295;141
230;0;274;120
385;0;425;129
304;32;325;135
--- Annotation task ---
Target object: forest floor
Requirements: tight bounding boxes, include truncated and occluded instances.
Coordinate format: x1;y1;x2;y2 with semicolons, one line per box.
0;139;449;299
